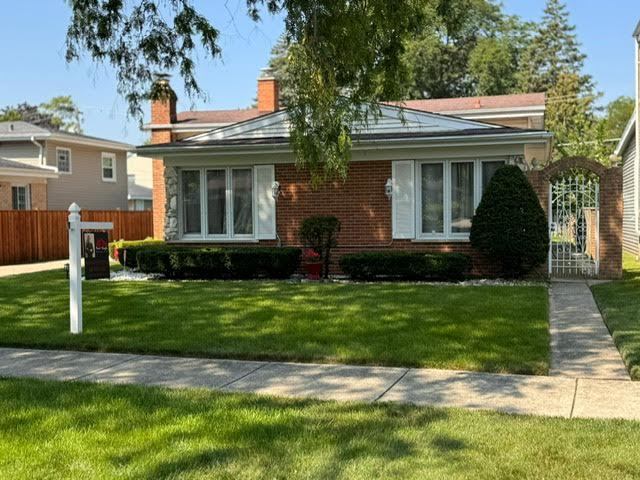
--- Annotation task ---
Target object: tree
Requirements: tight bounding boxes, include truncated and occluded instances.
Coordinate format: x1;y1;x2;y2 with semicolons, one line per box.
546;72;609;163
0;97;84;133
470;165;548;277
517;0;592;94
299;216;341;279
40;96;84;133
600;96;635;143
266;0;533;101
267;35;294;108
65;0;425;183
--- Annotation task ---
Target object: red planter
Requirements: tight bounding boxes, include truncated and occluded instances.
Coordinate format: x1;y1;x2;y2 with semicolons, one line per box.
303;262;323;280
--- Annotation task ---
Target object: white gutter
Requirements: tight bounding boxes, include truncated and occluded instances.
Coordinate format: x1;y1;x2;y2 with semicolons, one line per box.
137;130;552;156
0;167;58;179
29;136;45;165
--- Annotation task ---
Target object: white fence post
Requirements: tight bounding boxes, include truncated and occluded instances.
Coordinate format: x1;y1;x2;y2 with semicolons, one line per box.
68;203;82;334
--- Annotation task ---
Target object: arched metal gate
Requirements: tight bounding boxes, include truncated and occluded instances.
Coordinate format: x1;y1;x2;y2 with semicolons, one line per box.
549;174;600;277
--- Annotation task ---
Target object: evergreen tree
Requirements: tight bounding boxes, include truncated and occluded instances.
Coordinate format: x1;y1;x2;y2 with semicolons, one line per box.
517;0;592;93
267;35;294;108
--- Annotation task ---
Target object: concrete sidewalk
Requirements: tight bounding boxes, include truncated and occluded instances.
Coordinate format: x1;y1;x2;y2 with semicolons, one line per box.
549;281;629;380
1;347;638;421
0;259;68;277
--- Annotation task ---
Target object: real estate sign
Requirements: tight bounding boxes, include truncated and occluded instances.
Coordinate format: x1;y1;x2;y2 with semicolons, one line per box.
83;231;110;280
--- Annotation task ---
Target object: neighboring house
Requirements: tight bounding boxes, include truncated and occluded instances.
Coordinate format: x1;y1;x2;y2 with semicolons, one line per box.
139;72;552;275
0;121;132;210
127;153;153;211
615;114;637;255
615;21;640;255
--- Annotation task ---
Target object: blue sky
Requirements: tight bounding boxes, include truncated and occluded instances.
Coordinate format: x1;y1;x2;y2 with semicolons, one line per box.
0;1;637;144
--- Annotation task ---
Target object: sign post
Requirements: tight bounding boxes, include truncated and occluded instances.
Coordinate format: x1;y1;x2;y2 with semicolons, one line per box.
68;203;83;334
67;203;113;334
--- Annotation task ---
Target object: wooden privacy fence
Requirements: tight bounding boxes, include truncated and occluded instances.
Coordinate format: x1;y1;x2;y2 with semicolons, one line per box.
0;210;153;266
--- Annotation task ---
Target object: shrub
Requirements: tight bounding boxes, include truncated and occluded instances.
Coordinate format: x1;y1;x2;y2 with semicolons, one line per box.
470;165;549;277
110;238;165;268
339;251;471;281
135;247;301;279
299;216;341;278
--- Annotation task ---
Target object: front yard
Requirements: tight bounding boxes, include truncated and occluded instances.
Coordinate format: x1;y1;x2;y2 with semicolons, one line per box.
591;254;640;380
0;269;549;374
1;378;639;479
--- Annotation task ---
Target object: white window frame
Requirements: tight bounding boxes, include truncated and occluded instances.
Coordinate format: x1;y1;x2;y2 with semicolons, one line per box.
11;185;30;210
101;152;117;182
415;158;506;241
178;166;258;241
56;147;72;174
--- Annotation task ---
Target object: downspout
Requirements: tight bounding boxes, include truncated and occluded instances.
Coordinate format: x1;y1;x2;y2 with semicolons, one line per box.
29;136;44;166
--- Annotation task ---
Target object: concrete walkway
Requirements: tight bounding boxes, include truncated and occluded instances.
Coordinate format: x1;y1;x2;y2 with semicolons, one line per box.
1;347;639;421
549;281;629;380
0;259;68;277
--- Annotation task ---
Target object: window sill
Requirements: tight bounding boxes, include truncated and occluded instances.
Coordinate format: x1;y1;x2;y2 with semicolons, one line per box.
411;237;470;243
172;238;260;244
102;178;117;183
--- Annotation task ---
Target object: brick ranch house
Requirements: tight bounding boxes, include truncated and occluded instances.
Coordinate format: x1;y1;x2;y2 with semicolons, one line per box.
139;71;557;276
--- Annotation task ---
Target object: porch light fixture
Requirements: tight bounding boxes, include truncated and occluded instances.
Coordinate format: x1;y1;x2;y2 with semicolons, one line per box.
385;178;393;199
271;181;281;200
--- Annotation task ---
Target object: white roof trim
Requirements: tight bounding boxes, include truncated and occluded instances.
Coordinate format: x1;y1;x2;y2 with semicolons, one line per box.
138;130;551;156
0;132;133;151
614;110;636;156
183;105;501;144
0;167;59;179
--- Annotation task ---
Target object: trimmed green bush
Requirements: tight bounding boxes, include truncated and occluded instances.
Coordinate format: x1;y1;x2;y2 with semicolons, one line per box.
339;251;471;281
135;247;301;279
299;216;341;279
470;165;549;277
110;238;165;268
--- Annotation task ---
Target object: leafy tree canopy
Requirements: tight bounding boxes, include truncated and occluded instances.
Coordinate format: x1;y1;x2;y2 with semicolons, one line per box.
66;0;424;182
0;96;83;133
269;0;533;102
600;96;635;143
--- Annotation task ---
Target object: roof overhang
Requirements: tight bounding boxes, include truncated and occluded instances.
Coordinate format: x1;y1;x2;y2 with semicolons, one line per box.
137;130;552;157
0;166;59;179
614;111;636;156
442;105;546;120
0;132;133;151
634;20;640;39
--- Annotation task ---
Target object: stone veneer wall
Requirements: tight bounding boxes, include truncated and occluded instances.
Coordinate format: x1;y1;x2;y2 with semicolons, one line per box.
164;165;179;241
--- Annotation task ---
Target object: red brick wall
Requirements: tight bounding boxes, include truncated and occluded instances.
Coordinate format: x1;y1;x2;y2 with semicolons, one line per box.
257;78;279;113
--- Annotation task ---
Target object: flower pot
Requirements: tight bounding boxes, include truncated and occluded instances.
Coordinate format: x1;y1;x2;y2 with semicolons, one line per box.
304;262;323;280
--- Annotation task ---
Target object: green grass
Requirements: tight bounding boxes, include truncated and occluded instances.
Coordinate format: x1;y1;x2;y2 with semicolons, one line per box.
1;377;639;479
591;253;640;380
0;269;549;374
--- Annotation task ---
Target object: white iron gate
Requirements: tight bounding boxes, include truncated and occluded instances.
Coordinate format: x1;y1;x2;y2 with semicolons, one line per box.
549;175;600;277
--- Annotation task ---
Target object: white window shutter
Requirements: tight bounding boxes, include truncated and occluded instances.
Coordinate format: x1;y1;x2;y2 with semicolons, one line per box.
392;160;415;239
255;164;277;239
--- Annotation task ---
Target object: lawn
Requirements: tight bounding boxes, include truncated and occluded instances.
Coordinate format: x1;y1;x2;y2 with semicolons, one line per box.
0;269;549;374
591;253;640;380
1;378;639;479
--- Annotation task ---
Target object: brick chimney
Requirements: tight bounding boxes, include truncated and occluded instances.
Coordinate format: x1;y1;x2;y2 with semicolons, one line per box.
150;74;177;240
257;68;279;114
150;73;177;125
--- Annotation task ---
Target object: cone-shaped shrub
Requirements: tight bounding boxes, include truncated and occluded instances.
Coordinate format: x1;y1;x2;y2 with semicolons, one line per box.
470;165;548;277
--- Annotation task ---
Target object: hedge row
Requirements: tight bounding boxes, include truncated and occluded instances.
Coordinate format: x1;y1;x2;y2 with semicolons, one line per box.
134;247;302;279
110;238;165;268
339;251;471;281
